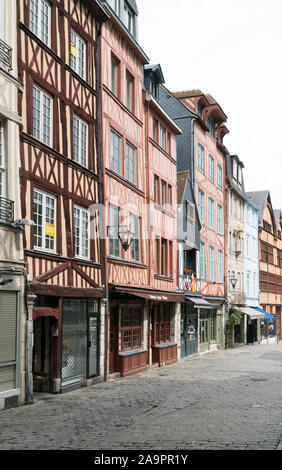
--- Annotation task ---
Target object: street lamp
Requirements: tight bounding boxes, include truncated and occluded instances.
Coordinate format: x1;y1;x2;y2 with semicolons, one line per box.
230;276;237;290
107;225;135;252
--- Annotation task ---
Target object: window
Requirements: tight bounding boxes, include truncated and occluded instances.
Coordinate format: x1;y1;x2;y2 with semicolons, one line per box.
153;304;172;344
246;272;250;296
236;272;241;292
167;184;172;207
73;205;89;259
208;197;214;230
238;166;242;186
124;1;135;37
70;29;86;80
233;158;238;181
217;204;223;235
125;141;136;185
131;214;140;262
198;144;204;173
161;180;166;207
108;0;120;15
160;125;166;150
73;115;88;167
33;189;56;252
218;250;223;283
110;128;122;175
208;155;214;182
217;165;222;190
154;175;160;205
197;103;202;117
109;204;121;258
111;55;120;96
155;237;160;273
198;189;205;225
33;85;53;146
30;0;51;46
209;246;216;282
0;121;5;197
200;242;206;280
121;307;142;350
153;118;158;142
167;132;171;154
125;72;134;112
207;115;215;138
150;79;158;99
161;238;167;276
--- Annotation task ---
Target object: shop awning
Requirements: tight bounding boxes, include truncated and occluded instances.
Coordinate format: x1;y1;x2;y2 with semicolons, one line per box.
238;307;265;319
252;307;276;322
186;295;211;308
112;286;186;302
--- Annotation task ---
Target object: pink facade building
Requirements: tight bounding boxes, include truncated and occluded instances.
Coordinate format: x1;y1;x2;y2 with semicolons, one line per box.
100;1;184;378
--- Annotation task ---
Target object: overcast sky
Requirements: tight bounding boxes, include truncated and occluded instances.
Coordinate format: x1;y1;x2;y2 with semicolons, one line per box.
138;0;282;211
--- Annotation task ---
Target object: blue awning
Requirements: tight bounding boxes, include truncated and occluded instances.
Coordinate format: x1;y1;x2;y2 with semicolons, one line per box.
253;307;276;322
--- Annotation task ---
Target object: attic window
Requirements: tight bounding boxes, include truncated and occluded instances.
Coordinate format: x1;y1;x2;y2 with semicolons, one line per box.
197;104;202;117
207;115;215;138
150;79;158;99
124;1;136;37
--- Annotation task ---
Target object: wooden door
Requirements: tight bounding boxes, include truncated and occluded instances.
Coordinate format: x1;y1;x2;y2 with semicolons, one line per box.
109;309;119;374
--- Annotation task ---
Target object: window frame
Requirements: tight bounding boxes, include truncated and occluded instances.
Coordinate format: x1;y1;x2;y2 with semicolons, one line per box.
121;306;142;351
109;203;121;258
217;204;223;235
33;188;57;253
70;28;86;80
209;246;216;282
200;241;206;280
73;114;88;168
131;213;140;262
30;0;51;47
125;71;134;113
208;154;214;182
217;164;222;190
73;204;90;260
33;84;53;147
198;143;205;173
218;249;223;283
125;140;137;185
198;188;205;225
208;197;214;230
110;128;122;176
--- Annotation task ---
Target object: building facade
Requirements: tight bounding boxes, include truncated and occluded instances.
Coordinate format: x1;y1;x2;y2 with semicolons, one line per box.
247;191;282;343
160;88;227;353
99;1;184;377
17;0;109;394
0;0;26;410
225;154;247;347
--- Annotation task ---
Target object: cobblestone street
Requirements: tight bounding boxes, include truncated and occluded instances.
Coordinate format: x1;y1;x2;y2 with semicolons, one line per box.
1;343;282;451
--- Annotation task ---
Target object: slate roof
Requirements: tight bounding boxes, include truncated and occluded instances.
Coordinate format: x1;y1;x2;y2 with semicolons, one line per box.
245;190;271;226
177;170;190;205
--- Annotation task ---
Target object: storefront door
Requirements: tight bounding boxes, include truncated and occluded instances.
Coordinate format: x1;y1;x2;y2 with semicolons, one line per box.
109;309;119;374
88;315;98;378
61;300;87;387
181;307;197;358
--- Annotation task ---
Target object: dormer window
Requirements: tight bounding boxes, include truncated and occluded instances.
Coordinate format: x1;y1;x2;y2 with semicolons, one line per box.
124;1;135;37
232;159;238;181
150;79;158;99
108;0;120;15
207;115;215;138
197;104;202;117
238;166;242;186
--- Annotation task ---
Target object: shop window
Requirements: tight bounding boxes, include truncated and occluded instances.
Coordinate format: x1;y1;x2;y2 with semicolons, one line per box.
153;304;172;344
121;307;142;350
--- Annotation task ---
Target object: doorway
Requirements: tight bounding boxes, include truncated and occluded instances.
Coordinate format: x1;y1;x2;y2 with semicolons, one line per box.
109;308;119;374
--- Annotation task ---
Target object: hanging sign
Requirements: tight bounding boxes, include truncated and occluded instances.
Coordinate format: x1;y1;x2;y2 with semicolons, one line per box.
45;222;55;237
70;42;78;58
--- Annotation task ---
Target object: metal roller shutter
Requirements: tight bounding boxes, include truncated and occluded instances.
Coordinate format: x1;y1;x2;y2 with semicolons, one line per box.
0;292;17;391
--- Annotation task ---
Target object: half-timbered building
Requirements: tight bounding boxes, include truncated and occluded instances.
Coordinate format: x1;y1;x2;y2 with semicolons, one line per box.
17;0;109;393
99;1;184;377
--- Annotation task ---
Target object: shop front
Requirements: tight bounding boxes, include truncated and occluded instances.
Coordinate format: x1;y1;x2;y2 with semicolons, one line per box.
109;286;185;377
32;290;105;394
253;307;276;344
198;299;224;353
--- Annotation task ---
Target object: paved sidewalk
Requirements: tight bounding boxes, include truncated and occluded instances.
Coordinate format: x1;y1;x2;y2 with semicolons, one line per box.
0;343;282;450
